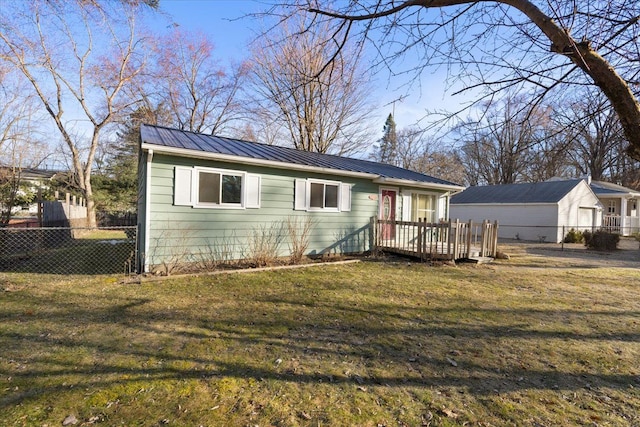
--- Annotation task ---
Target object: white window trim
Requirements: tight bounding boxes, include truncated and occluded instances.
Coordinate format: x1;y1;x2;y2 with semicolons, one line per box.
307;178;342;212
193;166;246;209
295;178;352;212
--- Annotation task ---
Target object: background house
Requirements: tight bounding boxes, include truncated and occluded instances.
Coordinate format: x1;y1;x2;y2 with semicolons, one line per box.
450;179;602;243
138;124;463;272
590;180;640;236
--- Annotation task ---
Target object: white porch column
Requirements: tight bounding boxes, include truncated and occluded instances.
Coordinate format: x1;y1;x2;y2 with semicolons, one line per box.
620;198;628;235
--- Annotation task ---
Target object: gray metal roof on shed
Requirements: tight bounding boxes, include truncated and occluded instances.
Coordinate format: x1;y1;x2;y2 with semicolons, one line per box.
140;124;460;187
450;179;585;204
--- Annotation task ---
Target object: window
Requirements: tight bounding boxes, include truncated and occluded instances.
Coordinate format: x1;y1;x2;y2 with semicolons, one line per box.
310;182;339;209
295;179;351;212
608;200;616;214
174;166;261;209
197;170;242;206
411;193;436;222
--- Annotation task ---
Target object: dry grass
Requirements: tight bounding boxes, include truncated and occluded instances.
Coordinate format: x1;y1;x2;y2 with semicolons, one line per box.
1;251;639;426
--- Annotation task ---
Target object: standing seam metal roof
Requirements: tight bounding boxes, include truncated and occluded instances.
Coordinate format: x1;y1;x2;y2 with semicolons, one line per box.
450;179;585;204
590;180;640;196
140;124;461;186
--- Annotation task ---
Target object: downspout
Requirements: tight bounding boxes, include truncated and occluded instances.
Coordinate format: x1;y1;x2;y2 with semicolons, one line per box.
144;149;153;273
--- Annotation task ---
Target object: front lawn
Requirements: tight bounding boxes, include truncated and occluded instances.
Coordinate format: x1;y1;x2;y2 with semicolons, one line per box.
1;257;639;426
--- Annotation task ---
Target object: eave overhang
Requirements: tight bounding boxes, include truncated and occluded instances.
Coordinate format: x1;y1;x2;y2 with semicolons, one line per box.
141;142;463;192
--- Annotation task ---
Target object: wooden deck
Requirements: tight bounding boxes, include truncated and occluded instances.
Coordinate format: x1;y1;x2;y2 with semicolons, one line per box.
373;218;499;262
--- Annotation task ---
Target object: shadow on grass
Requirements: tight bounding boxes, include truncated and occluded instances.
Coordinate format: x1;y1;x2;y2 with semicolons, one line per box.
1;280;639;411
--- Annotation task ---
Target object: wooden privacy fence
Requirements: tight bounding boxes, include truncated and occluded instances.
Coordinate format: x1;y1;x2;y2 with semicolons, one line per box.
42;192;87;227
372;218;499;261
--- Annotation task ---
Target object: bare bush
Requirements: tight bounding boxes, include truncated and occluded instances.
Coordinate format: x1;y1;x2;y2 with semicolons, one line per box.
246;221;285;267
192;233;239;271
148;224;201;276
286;216;315;264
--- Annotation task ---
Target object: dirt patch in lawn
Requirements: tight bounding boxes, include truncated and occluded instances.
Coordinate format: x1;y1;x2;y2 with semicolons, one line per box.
497;237;640;268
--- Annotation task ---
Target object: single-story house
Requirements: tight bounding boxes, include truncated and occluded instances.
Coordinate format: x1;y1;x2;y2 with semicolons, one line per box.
137;124;464;272
450;179;602;243
590;179;640;236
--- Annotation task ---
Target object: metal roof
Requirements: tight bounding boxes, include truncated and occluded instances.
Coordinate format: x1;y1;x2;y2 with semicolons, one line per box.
0;166;62;180
140;124;461;188
450;179;585;204
590;180;640;197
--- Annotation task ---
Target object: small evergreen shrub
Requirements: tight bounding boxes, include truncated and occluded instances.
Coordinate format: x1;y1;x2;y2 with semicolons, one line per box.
583;230;619;251
563;228;584;244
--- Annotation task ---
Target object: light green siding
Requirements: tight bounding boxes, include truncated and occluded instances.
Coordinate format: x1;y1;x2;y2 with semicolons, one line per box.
144;154;379;269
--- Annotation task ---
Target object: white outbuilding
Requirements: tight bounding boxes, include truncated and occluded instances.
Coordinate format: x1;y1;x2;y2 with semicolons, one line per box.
450;179;602;243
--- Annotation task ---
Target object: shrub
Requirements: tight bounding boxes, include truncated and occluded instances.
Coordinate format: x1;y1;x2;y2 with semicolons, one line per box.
246;221;285;267
583;230;619;251
563;228;584;243
285;216;315;264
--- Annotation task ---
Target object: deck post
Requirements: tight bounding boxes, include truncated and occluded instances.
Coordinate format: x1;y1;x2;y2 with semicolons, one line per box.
452;219;460;260
466;220;473;259
480;220;488;256
370;216;377;254
447;219;452;259
417;219;423;260
424;219;430;262
492;220;499;257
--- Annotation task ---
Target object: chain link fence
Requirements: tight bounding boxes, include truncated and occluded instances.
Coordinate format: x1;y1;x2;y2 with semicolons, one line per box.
0;226;137;275
495;224;640;244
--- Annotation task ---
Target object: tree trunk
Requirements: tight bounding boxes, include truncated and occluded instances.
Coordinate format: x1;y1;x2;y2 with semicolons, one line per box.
310;0;640;160
493;0;640;160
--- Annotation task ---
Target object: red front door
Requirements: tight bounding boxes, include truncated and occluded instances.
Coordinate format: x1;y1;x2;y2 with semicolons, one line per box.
380;189;397;240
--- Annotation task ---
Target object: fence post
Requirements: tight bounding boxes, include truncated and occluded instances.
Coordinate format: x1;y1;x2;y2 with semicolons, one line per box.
493;221;499;257
561;225;565;251
65;192;71;220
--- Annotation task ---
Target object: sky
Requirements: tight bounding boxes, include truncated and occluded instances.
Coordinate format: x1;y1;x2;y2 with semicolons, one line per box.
147;0;468;136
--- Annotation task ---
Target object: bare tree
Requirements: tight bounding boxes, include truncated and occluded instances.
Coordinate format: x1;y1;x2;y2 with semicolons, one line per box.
555;90;626;182
0;1;149;227
387;125;466;184
248;15;375;155
456;95;546;185
275;1;640;160
147;30;248;135
524;126;574;183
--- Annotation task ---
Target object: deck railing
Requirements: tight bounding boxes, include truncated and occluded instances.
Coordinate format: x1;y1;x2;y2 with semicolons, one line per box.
372;218;499;261
603;214;640;236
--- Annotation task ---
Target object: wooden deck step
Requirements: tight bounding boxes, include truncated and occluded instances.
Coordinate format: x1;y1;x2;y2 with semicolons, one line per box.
462;256;494;264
